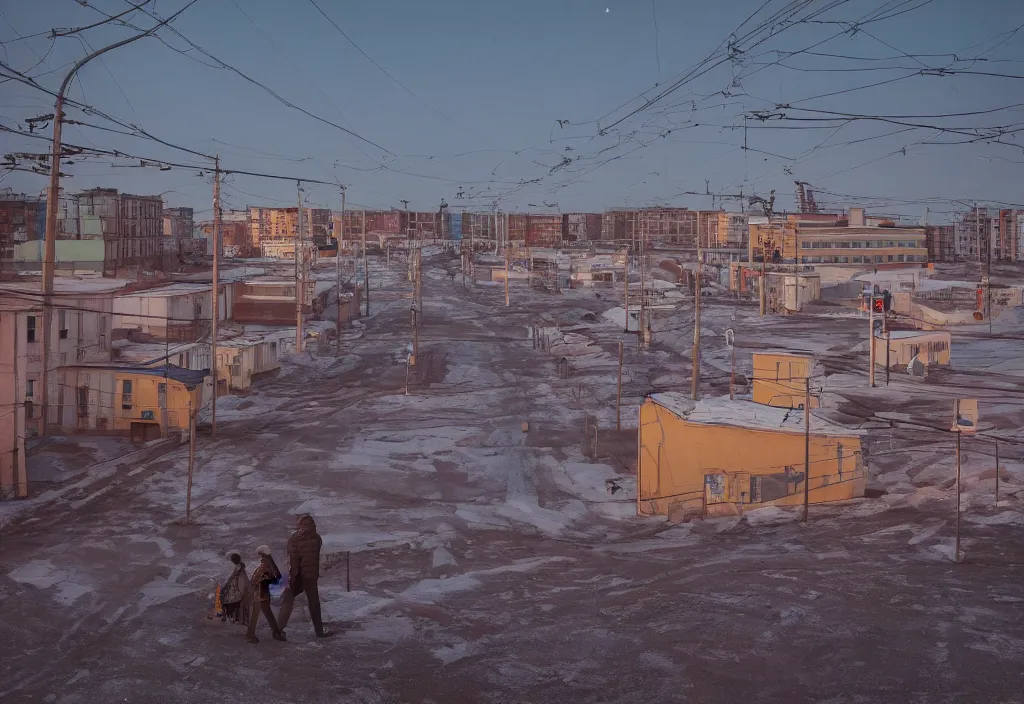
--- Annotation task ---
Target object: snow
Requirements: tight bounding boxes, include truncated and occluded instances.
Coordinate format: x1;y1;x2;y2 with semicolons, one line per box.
650;393;861;436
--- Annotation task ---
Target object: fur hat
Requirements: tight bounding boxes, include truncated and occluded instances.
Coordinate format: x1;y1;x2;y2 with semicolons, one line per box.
255;545;272;556
226;549;241;560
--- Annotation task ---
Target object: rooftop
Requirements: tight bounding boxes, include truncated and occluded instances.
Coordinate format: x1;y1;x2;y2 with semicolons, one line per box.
649;393;860;437
119;283;211;298
887;330;951;340
61;363;209;388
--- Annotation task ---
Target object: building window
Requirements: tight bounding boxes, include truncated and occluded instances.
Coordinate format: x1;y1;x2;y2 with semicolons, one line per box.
59;309;68;339
121;379;133;409
26;379;35;398
77;386;89;416
897;254;905;262
27;315;36;342
874;255;883;263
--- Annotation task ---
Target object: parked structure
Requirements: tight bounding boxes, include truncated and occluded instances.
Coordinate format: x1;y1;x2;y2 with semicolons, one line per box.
637;394;865;519
214;333;285;394
764;272;822;313
751;352;820;409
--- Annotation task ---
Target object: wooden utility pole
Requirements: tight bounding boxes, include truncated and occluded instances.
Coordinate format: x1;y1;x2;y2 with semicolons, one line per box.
622;249;630;332
362;208;369;317
955;424;962;563
210;156;221;436
995;441;1000;506
504;244;510;307
401;200;411;281
40;18;182;434
295;181;304;353
802;376;811;522
885;330;891;386
638;219;645;350
868;294;876;388
415;242;423;325
616;341;623;431
692;235;702;400
336;186;345;355
186;400;195;523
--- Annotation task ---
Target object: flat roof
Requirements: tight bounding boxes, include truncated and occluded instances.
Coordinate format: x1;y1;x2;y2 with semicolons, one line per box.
61;363;208;387
649;393;860;437
887;330;951;340
118;283;213;298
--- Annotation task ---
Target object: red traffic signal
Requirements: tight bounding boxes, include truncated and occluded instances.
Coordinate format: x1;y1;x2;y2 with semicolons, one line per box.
873;298;885;313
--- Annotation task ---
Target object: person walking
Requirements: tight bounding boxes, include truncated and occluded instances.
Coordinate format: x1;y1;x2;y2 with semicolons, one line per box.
277;515;332;638
245;545;286;644
220;550;252;625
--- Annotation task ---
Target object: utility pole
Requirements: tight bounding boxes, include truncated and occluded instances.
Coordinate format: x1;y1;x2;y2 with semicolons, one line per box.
295;181;304;353
186;400;195;523
622;249;630;332
362;206;369;317
802;376;811;522
401;199;411;282
995;440;1000;506
975;202;981;265
361;209;367;306
504;242;511;306
40;16;185;434
955;415;962;563
692;227;702;400
210;156;221;437
336;185;345;356
638;216;646;350
616;340;623;431
415;242;423;325
869;293;876;388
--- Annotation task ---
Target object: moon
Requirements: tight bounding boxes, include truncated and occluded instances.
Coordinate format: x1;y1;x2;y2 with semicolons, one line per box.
606;7;610;12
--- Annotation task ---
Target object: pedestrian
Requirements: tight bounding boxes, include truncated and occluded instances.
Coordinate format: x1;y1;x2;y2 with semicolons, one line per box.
220;550;252;625
245;545;286;644
277;515;332;638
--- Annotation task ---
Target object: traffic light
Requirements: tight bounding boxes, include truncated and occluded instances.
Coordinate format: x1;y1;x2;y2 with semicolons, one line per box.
873;298;885;314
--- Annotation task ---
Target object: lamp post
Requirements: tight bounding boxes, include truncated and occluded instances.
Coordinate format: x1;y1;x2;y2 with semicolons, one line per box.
40;7;195;433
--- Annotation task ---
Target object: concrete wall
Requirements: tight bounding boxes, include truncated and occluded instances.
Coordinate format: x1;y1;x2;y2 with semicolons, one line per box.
638;399;864;519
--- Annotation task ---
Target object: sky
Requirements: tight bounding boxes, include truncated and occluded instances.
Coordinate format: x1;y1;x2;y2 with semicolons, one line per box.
1;0;1023;222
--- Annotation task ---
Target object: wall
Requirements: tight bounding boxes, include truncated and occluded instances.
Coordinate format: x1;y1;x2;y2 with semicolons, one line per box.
59;368;199;435
638;399;864;518
873;332;951;368
0;307;28;498
751;353;820;409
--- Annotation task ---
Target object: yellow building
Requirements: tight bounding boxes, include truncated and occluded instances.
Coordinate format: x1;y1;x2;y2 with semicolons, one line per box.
873;330;951;369
749;209;927;266
638;394;864;519
56;365;208;441
751;352;820;409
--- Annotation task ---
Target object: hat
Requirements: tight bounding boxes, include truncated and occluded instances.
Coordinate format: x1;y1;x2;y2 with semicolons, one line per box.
255;545;272;556
225;549;241;559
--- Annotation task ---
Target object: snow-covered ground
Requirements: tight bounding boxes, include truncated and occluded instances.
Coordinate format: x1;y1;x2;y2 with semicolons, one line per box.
2;253;1023;703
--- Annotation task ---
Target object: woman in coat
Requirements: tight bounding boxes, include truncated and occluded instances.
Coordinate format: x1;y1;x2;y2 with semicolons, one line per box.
220;550;252;625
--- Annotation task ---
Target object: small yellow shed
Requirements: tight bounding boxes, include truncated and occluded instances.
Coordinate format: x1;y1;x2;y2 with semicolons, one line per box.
751;352;820;409
638;394;865;520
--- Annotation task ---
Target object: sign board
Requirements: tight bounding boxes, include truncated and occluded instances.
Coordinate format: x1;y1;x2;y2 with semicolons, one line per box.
951;399;979;434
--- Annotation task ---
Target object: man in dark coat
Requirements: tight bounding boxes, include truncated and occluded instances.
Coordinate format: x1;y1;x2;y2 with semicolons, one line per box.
245;545;286;644
277;515;332;638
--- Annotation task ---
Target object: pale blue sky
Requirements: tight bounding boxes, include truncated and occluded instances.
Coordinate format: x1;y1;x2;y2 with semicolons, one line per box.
1;0;1022;221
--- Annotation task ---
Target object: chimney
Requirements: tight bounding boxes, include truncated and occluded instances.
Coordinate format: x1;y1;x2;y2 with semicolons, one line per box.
848;207;865;227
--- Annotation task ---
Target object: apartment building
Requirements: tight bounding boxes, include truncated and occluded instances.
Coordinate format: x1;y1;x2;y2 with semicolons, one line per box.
925;225;955;263
749;208;927;266
73;188;164;273
248;206;312;257
564;213;602;243
199;211;251;257
955;208;998;262
998;209;1023;262
601;208;699;247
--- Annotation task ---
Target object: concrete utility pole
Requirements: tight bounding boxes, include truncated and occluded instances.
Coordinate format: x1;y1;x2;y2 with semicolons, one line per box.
802;376;811;522
401;199;411;282
868;293;876;388
361;209;366;298
955;400;963;563
295;181;304;352
692;232;703;400
210;155;221;437
975;202;981;264
186;400;195;522
40;13;188;433
638;219;645;351
336;185;345;356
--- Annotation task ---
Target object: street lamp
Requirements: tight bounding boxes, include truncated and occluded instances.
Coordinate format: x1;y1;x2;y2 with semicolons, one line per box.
39;5;196;433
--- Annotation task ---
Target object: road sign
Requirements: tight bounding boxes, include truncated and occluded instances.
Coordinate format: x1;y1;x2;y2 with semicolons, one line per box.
952;399;978;434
